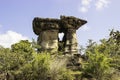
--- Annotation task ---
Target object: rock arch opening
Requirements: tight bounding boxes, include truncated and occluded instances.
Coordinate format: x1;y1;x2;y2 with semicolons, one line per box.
58;32;64;41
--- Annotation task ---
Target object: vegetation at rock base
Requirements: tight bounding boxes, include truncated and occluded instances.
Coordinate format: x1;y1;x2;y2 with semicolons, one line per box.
0;29;120;80
0;40;74;80
80;29;120;80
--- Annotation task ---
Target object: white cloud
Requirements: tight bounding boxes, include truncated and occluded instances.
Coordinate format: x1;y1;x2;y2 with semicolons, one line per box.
78;0;111;13
95;0;110;10
0;30;30;48
79;6;88;13
79;0;92;13
81;0;92;6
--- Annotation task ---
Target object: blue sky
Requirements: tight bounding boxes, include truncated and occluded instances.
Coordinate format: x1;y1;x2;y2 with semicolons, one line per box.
0;0;120;48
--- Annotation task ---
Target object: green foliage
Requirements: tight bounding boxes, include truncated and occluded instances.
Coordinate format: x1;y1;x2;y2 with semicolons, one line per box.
11;40;33;54
83;45;112;80
11;40;33;61
13;53;50;80
0;40;74;80
0;29;119;80
0;46;26;80
81;30;120;80
107;30;120;70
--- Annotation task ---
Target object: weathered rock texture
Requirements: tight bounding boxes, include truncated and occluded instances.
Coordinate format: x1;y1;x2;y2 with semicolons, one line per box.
33;15;87;54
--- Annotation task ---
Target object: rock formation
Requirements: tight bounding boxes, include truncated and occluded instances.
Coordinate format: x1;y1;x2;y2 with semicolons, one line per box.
33;15;87;54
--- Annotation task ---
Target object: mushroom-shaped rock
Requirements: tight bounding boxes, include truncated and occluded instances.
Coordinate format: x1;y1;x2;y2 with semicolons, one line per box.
33;17;60;35
60;15;87;29
32;15;87;53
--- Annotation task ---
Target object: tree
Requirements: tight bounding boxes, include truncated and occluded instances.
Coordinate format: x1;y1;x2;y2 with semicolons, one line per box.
81;41;111;80
11;40;33;61
11;40;33;53
81;30;120;80
0;46;25;80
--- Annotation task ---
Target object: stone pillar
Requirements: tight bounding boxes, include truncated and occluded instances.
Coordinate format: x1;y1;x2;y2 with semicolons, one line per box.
32;18;60;53
37;29;59;52
65;29;78;54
